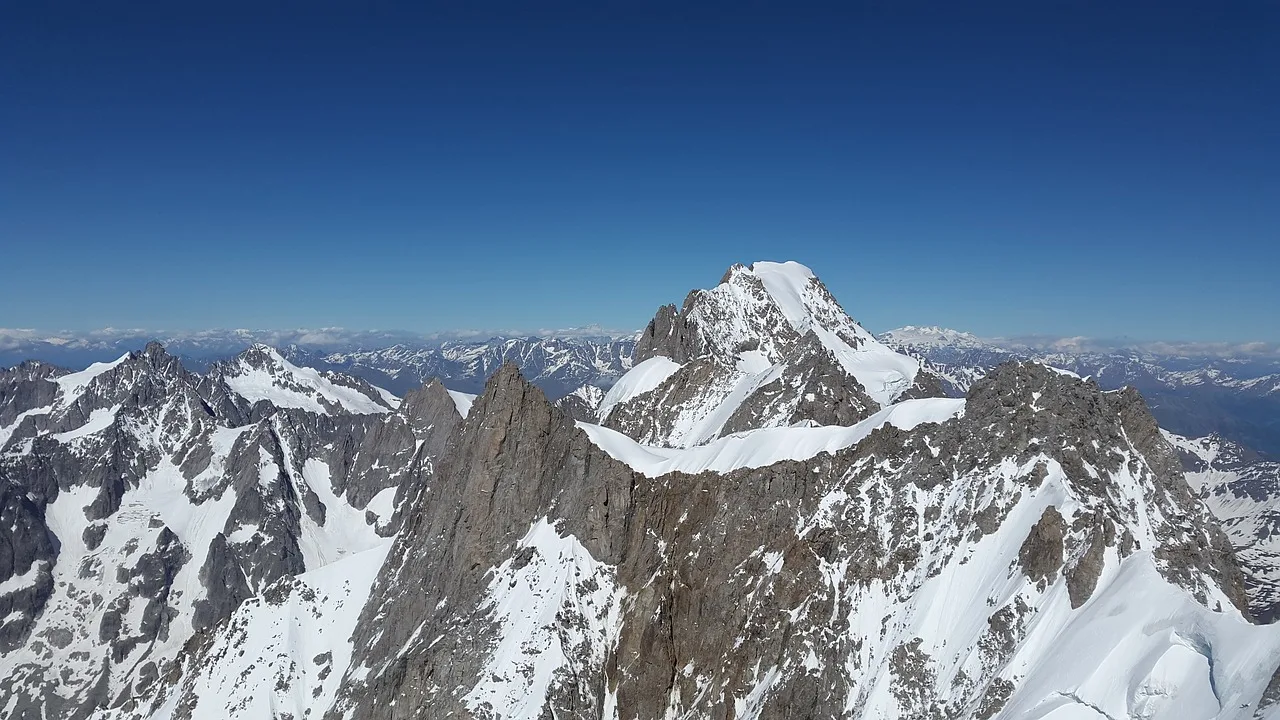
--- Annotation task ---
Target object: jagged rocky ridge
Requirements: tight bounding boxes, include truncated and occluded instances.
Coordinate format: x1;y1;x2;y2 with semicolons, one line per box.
881;325;1280;457
0;330;637;402
129;360;1280;720
0;344;466;718
5;261;1280;720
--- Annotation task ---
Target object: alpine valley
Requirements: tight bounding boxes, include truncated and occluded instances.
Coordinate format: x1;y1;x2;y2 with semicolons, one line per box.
3;261;1280;720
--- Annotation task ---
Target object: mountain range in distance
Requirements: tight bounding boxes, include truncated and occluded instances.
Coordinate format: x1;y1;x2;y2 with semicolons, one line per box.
5;320;1278;457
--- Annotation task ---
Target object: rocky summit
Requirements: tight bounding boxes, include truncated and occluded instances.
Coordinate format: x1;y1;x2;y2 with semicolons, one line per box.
2;262;1279;720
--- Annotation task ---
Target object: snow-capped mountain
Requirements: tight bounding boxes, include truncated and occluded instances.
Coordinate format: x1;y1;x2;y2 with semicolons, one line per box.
601;262;942;448
5;262;1280;720
0;329;428;371
1169;432;1280;623
881;326;1280;457
0;343;464;718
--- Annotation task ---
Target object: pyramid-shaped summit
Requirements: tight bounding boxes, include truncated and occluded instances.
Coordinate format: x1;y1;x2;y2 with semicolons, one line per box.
608;260;944;448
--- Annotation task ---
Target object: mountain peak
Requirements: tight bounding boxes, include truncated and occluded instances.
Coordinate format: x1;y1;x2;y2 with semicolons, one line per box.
239;342;287;366
218;344;396;415
693;260;917;405
618;262;936;448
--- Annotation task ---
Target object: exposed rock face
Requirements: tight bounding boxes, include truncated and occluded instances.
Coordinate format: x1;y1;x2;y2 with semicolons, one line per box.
1018;506;1065;585
719;332;879;434
555;384;606;423
0;475;58;653
0;361;63;429
340;379;464;533
880;324;1280;458
635;300;699;365
314;360;1270;720
328;363;639;720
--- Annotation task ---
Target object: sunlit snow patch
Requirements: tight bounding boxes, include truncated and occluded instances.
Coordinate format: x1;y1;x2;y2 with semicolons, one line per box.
749;261;921;405
447;389;477;418
597;356;682;421
53;353;128;406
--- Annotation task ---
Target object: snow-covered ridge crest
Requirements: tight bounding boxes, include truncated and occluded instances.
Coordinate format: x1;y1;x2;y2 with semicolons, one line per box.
581;397;965;478
597;356;681;421
8;264;1280;719
328;353;1280;719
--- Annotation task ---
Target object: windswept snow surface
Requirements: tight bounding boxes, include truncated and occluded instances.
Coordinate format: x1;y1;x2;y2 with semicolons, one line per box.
447;389;477;418
580;397;964;477
296;458;385;568
597;356;682;421
224;346;392;415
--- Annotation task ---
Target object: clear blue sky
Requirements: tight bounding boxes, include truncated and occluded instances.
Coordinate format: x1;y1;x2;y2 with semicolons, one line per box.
2;2;1276;341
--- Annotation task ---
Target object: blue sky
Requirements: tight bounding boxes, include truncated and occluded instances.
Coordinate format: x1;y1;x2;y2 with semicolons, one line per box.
2;2;1276;341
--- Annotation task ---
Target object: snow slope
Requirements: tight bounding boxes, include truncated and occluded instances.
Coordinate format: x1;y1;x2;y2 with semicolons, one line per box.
604;261;934;449
1169;431;1280;622
463;518;622;720
113;542;394;720
998;554;1280;719
448;389;477;418
597;356;681;421
0;342;423;719
54;353;129;406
